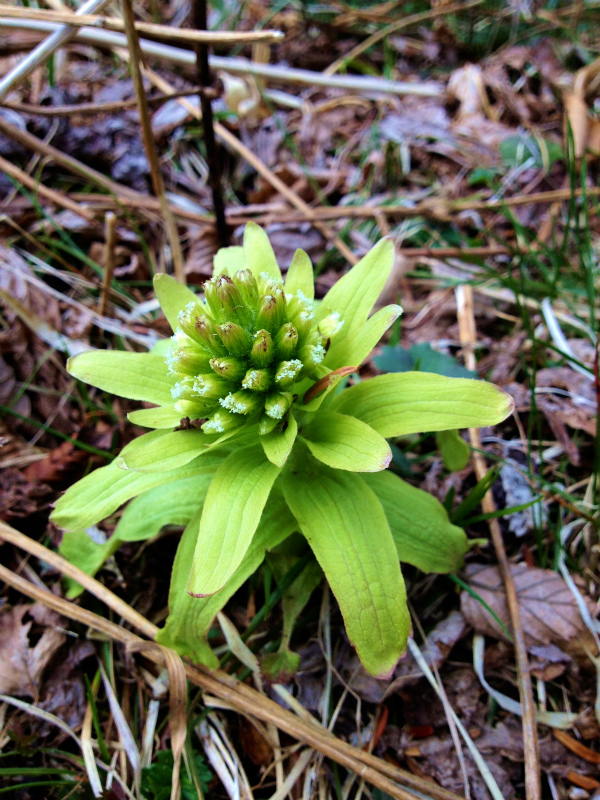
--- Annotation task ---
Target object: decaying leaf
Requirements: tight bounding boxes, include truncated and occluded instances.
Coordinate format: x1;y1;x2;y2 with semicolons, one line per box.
0;604;66;697
461;563;598;661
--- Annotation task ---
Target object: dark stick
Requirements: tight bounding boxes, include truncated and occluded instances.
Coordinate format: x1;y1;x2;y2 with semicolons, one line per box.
193;0;229;247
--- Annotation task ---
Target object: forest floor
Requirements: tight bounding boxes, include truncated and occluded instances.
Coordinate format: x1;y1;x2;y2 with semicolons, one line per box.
1;1;600;798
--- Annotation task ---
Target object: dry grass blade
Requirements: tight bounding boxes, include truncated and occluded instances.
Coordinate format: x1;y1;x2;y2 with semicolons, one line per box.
0;0;114;101
0;521;464;800
0;153;95;222
0;5;283;44
128;642;188;800
120;0;185;282
455;284;541;800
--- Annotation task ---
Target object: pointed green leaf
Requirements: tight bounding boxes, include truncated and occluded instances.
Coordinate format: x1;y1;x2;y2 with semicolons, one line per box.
118;429;213;472
68;351;173;405
302;411;391;472
59;474;213;597
213;245;245;276
330;373;514;437
436;429;470;472
188;445;281;596
243;221;281;280
281;451;410;677
326;304;401;371
128;405;182;429
284;249;314;300
317;238;394;346
362;471;469;573
153;274;199;332
51;454;223;532
157;490;297;667
261;413;298;467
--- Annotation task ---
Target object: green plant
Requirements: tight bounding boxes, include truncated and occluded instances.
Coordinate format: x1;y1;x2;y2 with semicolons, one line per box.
52;223;512;677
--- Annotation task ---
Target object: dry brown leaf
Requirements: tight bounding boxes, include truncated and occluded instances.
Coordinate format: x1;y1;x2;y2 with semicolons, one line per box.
0;603;66;697
461;564;598;661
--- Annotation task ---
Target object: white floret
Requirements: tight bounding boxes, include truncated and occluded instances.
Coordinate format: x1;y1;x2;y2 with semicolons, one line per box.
170;382;185;399
242;370;259;389
203;417;224;433
309;343;326;364
219;394;246;414
276;360;302;382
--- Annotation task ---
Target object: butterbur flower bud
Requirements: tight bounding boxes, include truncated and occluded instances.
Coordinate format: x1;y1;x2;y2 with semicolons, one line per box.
159;245;350;436
264;391;293;419
193;374;232;400
233;269;258;308
217;322;253;355
318;311;344;340
166;339;212;376
251;330;273;367
210;356;246;382
242;368;271;392
219;390;262;416
255;294;279;333
298;342;326;371
274;359;303;388
274;323;298;359
202;408;238;434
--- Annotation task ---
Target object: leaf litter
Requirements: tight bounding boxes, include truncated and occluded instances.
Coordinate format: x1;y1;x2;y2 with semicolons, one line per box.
1;2;600;798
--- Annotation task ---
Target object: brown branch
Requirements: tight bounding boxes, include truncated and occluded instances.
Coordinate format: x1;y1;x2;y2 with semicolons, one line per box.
0;4;284;45
455;284;541;800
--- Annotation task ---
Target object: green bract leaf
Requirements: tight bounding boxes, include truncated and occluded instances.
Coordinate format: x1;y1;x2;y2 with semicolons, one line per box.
436;429;470;472
68;351;174;405
118;429;212;472
281;451;410;677
362;471;469;573
213;245;245;276
188;444;280;596
59;474;213;597
327;304;401;370
52;455;221;532
153;274;198;332
127;405;183;429
261;413;298;467
302;411;391;472
284;249;314;300
243;221;281;280
330;372;514;437
157;490;297;667
317;238;394;348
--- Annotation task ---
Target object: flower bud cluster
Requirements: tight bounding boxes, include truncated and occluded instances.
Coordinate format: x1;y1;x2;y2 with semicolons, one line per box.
165;270;342;435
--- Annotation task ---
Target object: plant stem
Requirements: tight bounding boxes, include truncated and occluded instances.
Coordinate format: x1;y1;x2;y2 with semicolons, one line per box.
192;0;228;247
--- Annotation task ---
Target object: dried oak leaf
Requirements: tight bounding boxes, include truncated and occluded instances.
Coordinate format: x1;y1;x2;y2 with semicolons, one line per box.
0;604;66;697
461;563;598;662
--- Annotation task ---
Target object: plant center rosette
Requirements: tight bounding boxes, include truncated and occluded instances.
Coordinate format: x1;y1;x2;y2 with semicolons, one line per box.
167;269;341;438
52;223;513;679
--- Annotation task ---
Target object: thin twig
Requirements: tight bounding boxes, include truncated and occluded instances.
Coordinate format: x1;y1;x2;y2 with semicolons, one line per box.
119;0;185;282
0;5;283;45
0;153;96;222
98;211;117;317
0;19;444;99
0;113;141;199
0;87;205;116
455;284;541;800
192;0;228;247
0;0;114;102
